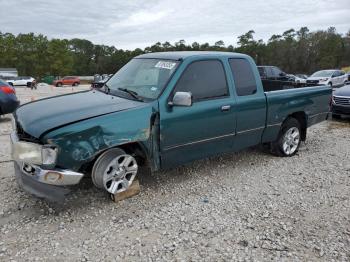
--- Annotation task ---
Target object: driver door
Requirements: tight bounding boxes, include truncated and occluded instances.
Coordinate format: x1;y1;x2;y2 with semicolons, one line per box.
159;59;236;169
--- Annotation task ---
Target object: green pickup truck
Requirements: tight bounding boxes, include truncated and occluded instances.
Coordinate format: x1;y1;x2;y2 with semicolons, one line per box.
11;51;331;201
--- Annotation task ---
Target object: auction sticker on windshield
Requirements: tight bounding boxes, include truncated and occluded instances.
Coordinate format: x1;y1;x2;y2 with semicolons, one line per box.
155;61;177;70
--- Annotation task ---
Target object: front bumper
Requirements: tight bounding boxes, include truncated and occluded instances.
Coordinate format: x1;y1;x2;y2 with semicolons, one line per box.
332;104;350;115
11;131;84;202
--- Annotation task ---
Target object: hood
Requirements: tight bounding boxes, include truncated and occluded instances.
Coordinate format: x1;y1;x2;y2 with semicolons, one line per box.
15;90;144;138
334;84;350;97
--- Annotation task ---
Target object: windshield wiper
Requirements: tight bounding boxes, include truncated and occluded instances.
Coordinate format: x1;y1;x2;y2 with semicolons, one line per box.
118;88;144;101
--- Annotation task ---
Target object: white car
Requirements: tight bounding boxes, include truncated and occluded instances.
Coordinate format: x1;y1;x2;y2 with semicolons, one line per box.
7;76;36;87
306;70;347;87
288;74;307;84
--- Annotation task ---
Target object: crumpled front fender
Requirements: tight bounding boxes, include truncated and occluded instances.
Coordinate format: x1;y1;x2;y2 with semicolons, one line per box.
43;104;158;172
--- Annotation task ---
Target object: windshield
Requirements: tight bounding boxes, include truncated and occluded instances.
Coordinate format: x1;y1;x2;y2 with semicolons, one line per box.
106;58;179;100
311;70;333;77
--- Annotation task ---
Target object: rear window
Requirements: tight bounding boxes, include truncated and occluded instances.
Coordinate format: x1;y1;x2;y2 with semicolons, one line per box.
229;58;257;96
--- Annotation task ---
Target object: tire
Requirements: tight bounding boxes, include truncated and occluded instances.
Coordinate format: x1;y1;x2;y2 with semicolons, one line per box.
56;82;62;87
270;118;301;157
332;114;341;119
91;148;138;194
72;82;79;86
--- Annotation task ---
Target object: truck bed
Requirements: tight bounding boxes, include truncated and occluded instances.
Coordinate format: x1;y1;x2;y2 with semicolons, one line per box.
262;85;332;143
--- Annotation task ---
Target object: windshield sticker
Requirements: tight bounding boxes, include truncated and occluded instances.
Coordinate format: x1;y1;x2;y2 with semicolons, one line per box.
155;61;176;70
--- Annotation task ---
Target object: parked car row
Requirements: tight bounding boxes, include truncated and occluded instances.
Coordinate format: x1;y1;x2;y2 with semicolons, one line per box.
257;65;348;89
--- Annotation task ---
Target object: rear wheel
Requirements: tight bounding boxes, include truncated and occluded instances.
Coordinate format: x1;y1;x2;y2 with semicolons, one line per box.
56;82;62;87
91;148;138;194
72;82;79;86
271;118;301;157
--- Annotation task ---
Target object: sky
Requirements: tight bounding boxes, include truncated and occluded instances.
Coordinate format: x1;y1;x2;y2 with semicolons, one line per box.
1;0;349;50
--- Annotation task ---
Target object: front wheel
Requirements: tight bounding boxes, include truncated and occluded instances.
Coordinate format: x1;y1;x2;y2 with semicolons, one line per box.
56;82;62;87
271;118;301;157
91;148;138;194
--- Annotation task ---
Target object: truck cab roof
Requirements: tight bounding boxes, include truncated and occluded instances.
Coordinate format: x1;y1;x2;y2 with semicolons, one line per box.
136;51;249;61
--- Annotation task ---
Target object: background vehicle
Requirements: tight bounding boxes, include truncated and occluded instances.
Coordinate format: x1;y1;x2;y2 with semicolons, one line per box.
331;84;350;118
296;74;308;80
91;74;112;89
287;74;307;84
0;79;19;115
306;70;347;87
53;76;80;87
258;65;296;91
257;66;292;81
7;76;36;87
11;51;331;201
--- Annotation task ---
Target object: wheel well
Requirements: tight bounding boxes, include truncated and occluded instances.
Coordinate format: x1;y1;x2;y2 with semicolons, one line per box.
119;142;148;164
79;142;148;175
285;112;307;141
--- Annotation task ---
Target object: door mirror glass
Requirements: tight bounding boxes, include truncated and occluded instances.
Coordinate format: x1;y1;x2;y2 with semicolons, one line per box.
169;92;192;107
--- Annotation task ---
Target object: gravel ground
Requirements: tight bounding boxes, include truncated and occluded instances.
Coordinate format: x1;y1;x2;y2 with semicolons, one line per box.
0;85;349;261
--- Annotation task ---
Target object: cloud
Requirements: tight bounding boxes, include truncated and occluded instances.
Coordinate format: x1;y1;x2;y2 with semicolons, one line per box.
1;0;349;49
111;10;170;28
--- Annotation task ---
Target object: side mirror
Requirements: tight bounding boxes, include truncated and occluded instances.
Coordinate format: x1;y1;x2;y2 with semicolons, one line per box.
168;91;192;107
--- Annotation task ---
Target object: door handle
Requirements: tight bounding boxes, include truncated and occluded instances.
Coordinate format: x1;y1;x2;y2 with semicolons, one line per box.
221;105;231;112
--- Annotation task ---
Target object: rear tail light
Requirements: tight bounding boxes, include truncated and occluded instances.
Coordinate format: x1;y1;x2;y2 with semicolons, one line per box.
0;85;15;94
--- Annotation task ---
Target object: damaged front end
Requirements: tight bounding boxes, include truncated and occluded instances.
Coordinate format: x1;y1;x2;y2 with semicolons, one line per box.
11;121;84;202
11;101;160;202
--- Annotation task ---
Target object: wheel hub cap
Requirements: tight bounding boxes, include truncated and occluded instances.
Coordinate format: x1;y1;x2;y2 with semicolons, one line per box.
103;154;138;194
282;127;300;155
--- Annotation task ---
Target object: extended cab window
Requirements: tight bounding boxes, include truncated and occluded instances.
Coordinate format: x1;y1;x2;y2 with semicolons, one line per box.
229;58;257;96
174;60;228;101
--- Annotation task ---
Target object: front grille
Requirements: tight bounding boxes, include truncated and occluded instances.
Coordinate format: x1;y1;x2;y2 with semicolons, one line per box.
333;96;350;106
307;80;319;84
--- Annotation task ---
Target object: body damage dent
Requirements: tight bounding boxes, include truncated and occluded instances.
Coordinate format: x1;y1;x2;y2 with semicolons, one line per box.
44;106;157;171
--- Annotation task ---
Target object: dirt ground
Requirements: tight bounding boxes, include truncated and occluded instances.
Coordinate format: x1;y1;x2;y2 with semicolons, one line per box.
0;85;349;261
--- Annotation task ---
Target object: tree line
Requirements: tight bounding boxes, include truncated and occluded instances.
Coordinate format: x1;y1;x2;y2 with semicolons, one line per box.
0;27;349;79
